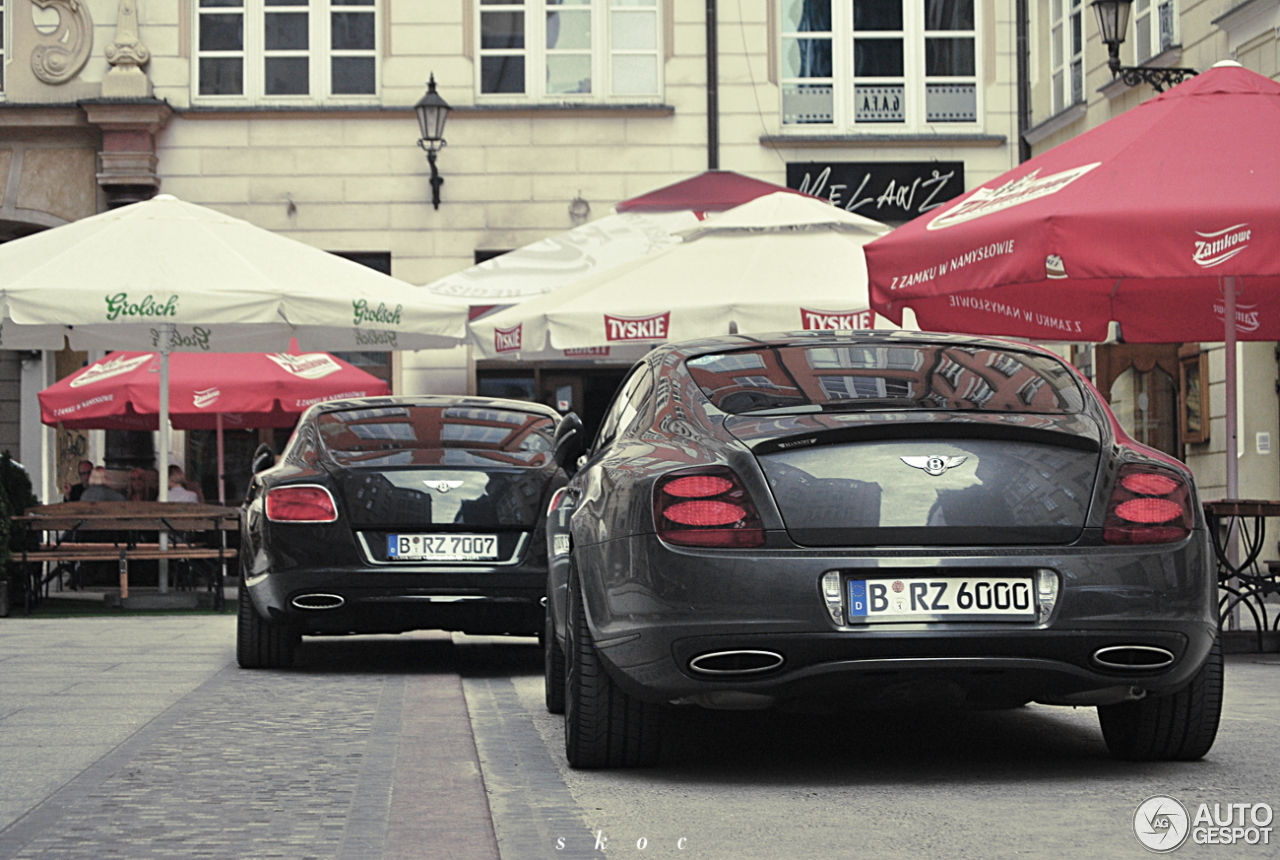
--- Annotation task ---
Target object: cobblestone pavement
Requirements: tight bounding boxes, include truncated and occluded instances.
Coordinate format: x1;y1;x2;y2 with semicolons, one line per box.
0;616;597;860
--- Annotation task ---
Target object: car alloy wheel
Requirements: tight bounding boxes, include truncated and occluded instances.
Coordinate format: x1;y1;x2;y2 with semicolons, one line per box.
1097;637;1223;761
236;580;299;669
563;565;664;768
544;609;566;714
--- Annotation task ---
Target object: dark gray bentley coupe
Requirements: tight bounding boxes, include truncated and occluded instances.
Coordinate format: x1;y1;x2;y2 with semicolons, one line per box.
237;396;567;668
543;331;1220;768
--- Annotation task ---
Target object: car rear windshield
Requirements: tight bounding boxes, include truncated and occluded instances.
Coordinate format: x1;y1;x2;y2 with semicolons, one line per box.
317;405;556;466
686;343;1085;415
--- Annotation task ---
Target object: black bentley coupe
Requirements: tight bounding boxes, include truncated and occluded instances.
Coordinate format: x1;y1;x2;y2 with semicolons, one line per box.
544;331;1221;767
237;395;568;668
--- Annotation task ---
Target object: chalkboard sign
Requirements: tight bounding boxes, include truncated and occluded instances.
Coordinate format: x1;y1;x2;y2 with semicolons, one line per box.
786;161;965;224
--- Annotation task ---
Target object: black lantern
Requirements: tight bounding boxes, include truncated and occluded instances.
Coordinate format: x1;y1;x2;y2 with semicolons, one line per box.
1090;0;1196;91
415;74;452;209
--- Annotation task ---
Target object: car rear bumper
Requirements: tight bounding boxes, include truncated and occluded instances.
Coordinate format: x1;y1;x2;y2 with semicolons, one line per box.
245;566;545;636
573;531;1218;707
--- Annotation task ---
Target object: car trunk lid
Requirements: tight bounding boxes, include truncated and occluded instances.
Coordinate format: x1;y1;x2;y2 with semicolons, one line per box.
727;412;1102;547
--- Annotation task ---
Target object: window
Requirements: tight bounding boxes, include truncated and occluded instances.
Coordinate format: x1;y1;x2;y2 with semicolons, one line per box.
1050;0;1083;114
780;0;978;131
196;0;377;101
477;0;660;100
1133;0;1175;64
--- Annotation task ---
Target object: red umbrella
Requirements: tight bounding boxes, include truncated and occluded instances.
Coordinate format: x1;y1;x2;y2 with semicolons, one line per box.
40;350;389;501
865;61;1280;499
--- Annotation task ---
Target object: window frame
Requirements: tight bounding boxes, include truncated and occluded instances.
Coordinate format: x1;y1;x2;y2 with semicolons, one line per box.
1132;0;1177;64
779;0;982;135
1049;0;1084;115
474;0;663;103
1;0;7;95
193;0;379;105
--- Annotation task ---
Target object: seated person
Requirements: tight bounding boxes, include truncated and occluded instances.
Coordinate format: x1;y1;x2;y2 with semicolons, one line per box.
126;467;158;502
64;460;95;501
80;467;125;502
166;465;201;503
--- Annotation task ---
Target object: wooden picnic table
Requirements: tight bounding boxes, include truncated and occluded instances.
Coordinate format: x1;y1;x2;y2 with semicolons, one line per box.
12;501;240;613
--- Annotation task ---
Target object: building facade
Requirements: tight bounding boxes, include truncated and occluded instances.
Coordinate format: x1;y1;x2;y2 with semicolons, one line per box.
2;0;1027;502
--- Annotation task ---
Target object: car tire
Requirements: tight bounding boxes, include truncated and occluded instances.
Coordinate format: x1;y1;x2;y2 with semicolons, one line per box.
563;568;664;768
545;610;566;714
236;582;298;669
1097;637;1223;761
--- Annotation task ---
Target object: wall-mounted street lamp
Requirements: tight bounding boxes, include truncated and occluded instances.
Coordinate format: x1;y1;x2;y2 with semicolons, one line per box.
415;74;453;209
1090;0;1196;92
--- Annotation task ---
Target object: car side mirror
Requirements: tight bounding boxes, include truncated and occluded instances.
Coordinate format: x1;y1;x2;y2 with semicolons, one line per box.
250;443;275;476
553;413;586;475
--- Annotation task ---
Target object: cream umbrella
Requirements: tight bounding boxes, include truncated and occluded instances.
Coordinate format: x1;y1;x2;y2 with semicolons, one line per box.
469;192;893;359
0;194;467;505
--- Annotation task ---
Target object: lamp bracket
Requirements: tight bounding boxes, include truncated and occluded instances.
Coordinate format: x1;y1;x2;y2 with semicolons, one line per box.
1115;66;1198;92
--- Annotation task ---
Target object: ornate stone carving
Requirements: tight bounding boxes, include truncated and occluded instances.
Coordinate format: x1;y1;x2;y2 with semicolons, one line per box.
30;0;95;85
103;0;152;97
105;0;150;70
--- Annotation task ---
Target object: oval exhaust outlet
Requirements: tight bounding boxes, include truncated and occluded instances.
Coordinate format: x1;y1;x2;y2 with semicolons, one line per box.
1092;645;1175;670
292;593;345;610
688;650;785;675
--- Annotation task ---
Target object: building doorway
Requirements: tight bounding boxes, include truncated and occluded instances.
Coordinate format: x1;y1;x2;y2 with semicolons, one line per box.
477;364;630;444
1094;343;1183;459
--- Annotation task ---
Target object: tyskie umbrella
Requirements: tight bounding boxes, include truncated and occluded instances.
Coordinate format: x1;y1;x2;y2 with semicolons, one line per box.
423;170;801;303
469;192;892;359
864;61;1280;499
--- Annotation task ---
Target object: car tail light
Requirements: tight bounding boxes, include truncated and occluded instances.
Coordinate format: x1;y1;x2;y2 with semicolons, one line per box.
266;485;338;523
654;467;764;548
1103;464;1192;544
547;487;569;516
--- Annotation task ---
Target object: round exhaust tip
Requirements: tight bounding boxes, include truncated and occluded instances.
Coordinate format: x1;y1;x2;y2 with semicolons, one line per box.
688;650;785;675
1092;645;1175;670
291;593;345;610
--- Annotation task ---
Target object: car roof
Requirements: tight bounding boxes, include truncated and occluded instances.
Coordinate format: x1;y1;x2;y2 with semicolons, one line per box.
646;330;1065;364
307;394;562;420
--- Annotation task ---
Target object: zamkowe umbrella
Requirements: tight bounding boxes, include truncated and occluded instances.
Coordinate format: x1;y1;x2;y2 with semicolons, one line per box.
38;350;390;503
0;194;466;501
864;61;1280;499
469;192;892;359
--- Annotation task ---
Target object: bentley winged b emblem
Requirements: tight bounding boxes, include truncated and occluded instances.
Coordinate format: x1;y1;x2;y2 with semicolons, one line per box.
424;480;465;493
900;455;967;477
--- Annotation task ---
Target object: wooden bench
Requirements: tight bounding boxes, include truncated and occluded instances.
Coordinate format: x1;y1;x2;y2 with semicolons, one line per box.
12;501;240;613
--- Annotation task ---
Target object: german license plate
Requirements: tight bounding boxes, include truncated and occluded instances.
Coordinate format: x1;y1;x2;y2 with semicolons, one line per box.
846;577;1035;623
387;534;499;561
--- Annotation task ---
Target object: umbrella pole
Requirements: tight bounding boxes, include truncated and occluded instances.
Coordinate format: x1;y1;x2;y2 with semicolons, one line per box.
216;413;226;506
1224;277;1239;501
1223;277;1241;631
158;327;172;593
